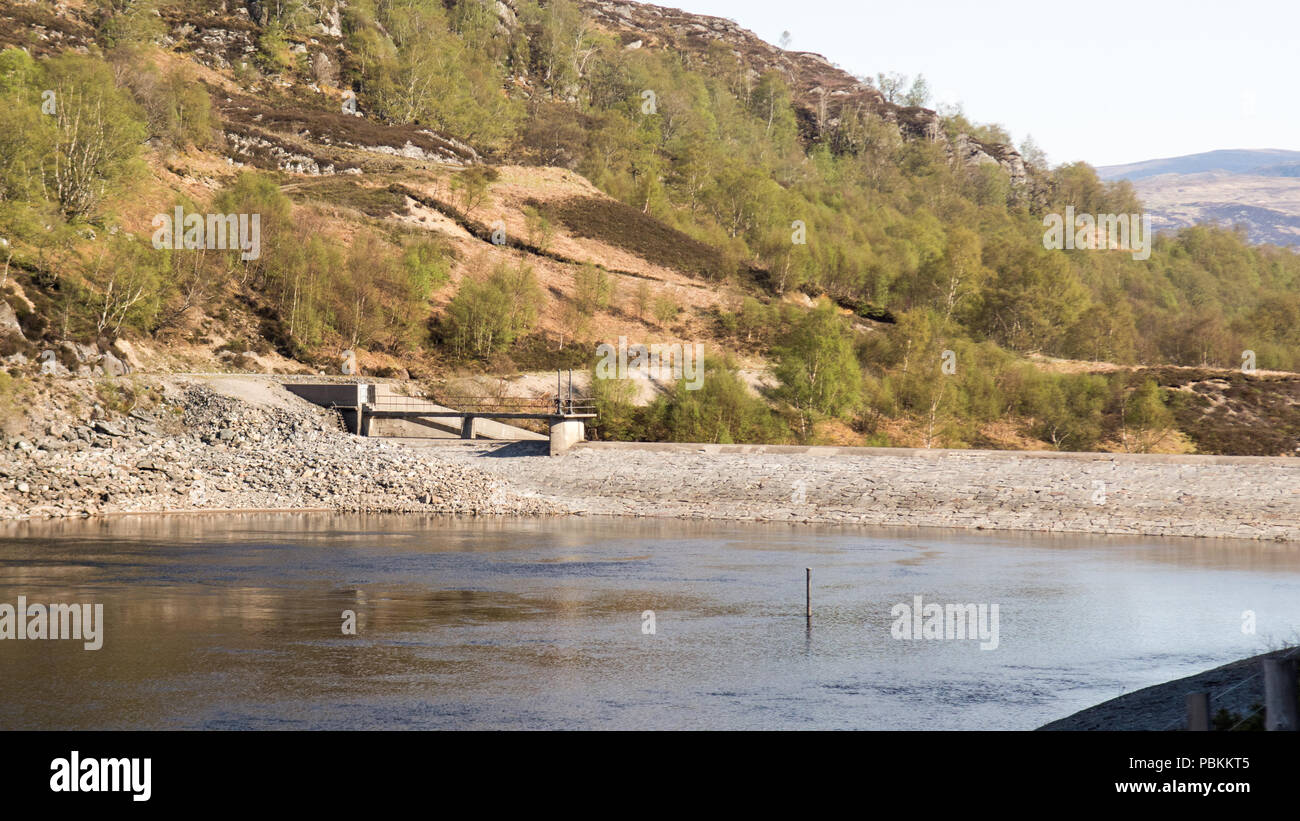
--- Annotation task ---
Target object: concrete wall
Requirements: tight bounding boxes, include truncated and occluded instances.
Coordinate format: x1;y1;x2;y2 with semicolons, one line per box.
549;419;586;455
284;383;373;407
368;413;547;441
367;415;463;438
367;383;547;441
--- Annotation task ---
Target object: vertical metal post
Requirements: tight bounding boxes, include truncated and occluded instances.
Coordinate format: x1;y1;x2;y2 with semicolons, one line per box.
805;568;812;621
1186;692;1210;731
1264;658;1298;731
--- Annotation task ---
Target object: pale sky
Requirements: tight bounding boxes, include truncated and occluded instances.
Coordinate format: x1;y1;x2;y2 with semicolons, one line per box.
670;0;1300;168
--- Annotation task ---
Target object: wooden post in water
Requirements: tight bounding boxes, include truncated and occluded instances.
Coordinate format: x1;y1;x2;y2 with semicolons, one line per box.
1186;692;1210;731
1263;658;1298;731
805;568;811;621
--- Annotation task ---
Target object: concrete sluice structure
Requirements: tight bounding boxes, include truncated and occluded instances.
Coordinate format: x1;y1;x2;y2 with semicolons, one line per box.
284;382;592;455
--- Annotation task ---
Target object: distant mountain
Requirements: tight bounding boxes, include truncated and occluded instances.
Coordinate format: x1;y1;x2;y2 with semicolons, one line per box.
1097;149;1300;181
1097;149;1300;247
1253;162;1300;178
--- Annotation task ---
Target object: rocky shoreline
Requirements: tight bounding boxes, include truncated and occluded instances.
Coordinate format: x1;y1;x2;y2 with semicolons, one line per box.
4;376;1300;541
0;378;563;521
431;440;1300;542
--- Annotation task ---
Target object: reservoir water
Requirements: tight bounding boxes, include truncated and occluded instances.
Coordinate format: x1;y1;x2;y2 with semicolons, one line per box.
2;514;1298;730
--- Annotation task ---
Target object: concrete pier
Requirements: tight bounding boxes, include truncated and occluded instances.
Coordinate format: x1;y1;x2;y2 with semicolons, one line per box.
549;418;586;456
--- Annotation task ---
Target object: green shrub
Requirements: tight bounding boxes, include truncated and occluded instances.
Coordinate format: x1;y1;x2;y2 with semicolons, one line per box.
773;299;862;439
442;260;543;358
646;357;787;444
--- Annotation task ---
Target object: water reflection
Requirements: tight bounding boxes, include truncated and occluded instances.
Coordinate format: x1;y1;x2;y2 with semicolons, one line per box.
1;514;1298;729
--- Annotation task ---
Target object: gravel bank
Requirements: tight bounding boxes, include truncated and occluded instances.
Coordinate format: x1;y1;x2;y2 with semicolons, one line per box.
5;378;1299;540
428;440;1300;542
0;379;564;520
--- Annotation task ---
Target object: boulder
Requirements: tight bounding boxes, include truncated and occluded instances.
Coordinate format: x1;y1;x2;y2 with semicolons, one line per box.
38;350;68;377
0;300;23;340
100;351;127;377
92;420;126;437
317;1;343;36
56;341;81;366
311;51;337;86
110;338;143;371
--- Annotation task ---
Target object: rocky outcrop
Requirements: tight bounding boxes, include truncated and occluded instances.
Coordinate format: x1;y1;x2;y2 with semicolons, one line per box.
571;0;1027;185
954;133;1027;187
3;0;1020;181
33;339;133;379
0;1;97;55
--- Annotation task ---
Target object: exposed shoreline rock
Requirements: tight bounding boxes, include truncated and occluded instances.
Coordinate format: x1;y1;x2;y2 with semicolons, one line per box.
0;377;564;521
428;439;1300;542
1038;647;1298;731
3;377;1299;542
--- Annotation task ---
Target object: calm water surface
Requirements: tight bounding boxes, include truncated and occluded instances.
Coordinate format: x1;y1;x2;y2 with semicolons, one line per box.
2;514;1298;730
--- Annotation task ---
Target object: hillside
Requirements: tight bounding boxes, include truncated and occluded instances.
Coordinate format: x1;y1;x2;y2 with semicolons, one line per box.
574;0;1026;184
1098;149;1300;247
1097;149;1300;181
1;0;1299;456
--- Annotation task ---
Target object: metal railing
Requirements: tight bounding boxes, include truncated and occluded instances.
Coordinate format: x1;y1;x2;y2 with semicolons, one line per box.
365;371;595;418
367;394;558;414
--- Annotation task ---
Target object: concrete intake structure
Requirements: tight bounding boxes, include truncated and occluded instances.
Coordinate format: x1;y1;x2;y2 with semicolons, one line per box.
283;382;592;454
